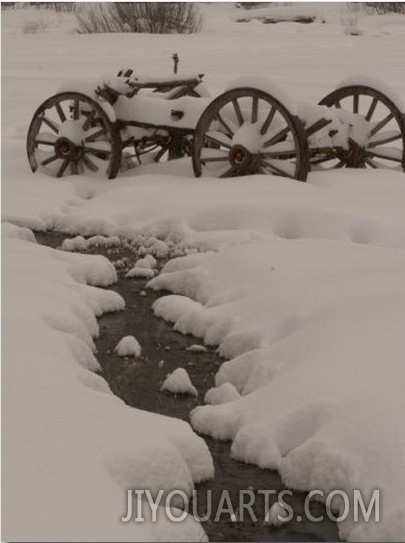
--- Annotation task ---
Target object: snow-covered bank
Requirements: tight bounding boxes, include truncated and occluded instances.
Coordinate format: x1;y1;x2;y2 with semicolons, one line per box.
2;225;213;542
149;237;405;541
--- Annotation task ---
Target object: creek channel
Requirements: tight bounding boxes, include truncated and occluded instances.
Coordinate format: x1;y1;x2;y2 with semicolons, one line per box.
36;231;339;542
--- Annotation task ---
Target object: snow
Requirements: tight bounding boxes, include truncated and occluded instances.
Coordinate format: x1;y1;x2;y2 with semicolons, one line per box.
225;75;297;116
153;239;405;539
161;368;198;397
115;336;142;357
125;256;158;279
114;94;209;130
264;501;290;527
2;226;213;541
126;266;155;279
62;234;122;252
186;344;208;353
3;4;405;541
204;383;240;406
336;75;405;112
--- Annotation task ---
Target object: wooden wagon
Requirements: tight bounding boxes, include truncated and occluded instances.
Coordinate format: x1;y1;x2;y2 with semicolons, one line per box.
27;70;405;181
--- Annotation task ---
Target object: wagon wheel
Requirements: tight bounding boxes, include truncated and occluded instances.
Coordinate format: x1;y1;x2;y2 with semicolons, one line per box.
192;88;309;181
27;92;122;179
315;85;405;171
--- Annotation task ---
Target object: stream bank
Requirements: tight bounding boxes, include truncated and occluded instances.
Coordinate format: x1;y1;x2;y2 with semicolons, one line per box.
36;231;339;542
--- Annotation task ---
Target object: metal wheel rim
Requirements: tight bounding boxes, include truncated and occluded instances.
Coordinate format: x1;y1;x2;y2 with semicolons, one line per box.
27;92;122;179
317;85;405;171
192;87;308;181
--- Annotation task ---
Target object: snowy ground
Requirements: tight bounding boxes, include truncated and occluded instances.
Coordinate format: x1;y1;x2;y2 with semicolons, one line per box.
2;4;405;542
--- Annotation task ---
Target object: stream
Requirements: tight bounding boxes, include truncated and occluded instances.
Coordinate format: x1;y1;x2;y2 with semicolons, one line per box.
36;231;339;542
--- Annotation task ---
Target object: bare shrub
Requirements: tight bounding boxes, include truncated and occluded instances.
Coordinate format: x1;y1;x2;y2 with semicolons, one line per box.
75;3;124;33
22;18;49;34
76;2;202;34
364;2;405;14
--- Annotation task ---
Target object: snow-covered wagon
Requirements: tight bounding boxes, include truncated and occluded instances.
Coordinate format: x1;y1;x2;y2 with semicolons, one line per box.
27;71;405;181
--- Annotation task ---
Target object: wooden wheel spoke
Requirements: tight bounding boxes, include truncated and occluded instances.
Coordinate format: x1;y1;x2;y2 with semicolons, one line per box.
260;106;276;135
85;127;107;142
262;149;297;159
72;99;80;120
369;112;394;137
306;118;332;137
57;159;70;178
82;154;99;172
154;146;168;162
219;167;236;178
82;109;96;131
353;93;359;114
205;131;232;149
201;155;229;164
35;138;55;146
55;102;66;123
252;96;259;124
366;149;403;163
232;99;244;127
364;157;378;169
84;146;110;160
41;115;59;133
368;131;402;147
41;154;59;166
263;126;291;148
365;97;378;121
261;158;295;179
310;151;339;165
71;160;78;175
215;113;234;136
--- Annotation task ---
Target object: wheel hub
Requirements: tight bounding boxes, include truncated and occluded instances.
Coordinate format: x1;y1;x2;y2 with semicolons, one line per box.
338;137;366;167
54;137;81;161
228;144;262;174
228;144;253;170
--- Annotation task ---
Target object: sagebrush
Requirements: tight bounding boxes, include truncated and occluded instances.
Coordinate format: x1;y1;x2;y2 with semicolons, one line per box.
76;2;202;34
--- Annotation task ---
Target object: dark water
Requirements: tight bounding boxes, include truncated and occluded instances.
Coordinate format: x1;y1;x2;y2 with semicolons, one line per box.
36;231;339;542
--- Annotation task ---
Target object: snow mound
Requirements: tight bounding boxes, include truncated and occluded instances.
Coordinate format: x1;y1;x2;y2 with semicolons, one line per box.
2;231;213;542
62;235;121;252
161;368;198;396
155;239;405;540
2;222;37;243
115;336;142;357
204;383;240;405
125;266;155;279
186;344;208;353
264;501;290;527
125;255;158;279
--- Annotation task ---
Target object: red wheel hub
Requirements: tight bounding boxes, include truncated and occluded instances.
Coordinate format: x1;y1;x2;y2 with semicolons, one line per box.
54;137;80;160
228;144;252;169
